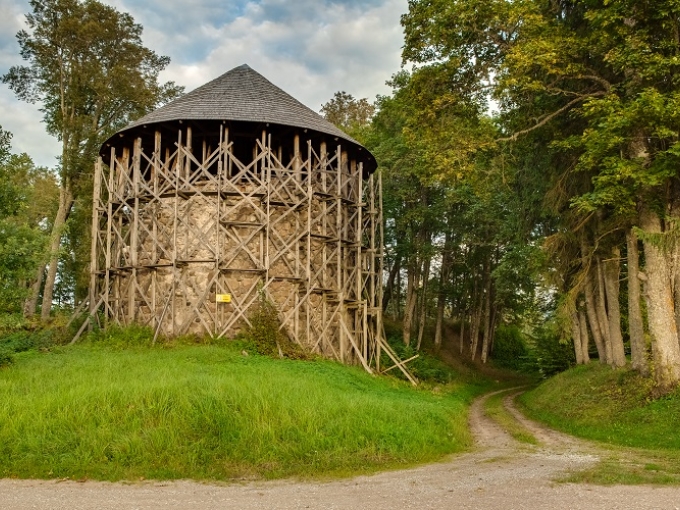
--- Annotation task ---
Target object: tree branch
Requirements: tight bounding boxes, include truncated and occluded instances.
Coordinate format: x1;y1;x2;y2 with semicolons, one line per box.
498;92;606;142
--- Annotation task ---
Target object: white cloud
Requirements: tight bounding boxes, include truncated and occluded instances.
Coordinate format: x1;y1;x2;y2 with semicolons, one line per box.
162;0;406;110
0;0;407;168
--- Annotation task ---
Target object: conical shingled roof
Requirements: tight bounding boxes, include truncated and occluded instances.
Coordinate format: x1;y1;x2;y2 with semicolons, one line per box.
115;64;374;171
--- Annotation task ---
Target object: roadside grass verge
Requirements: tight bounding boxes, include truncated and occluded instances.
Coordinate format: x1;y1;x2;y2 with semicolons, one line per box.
563;448;680;485
483;390;537;445
519;363;680;484
0;331;494;482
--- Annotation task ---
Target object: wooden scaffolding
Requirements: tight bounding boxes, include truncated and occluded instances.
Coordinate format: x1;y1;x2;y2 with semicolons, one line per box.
89;123;413;380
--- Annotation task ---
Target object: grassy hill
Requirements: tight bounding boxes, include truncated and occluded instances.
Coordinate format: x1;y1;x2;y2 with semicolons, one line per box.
519;363;680;450
0;331;494;482
519;363;680;484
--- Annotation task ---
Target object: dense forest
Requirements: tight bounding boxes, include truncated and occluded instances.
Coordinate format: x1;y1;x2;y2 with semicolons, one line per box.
328;0;680;389
3;0;680;389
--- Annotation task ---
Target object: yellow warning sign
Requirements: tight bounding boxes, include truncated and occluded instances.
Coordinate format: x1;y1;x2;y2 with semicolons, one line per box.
215;294;232;303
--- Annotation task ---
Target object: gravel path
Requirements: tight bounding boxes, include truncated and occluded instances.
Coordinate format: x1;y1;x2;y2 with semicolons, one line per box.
2;389;679;510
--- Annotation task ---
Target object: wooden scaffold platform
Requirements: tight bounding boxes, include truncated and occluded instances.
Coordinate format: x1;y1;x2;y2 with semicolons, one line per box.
86;64;415;383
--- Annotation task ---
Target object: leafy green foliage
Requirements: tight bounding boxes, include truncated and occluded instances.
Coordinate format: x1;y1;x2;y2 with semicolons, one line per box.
85;323;156;348
397;0;680;380
0;126;52;315
0;325;66;367
530;321;576;377
388;343;456;384
491;325;531;371
2;0;184;312
320;91;375;135
245;290;309;359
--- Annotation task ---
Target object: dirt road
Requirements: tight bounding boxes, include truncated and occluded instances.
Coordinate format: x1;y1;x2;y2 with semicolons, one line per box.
2;389;679;510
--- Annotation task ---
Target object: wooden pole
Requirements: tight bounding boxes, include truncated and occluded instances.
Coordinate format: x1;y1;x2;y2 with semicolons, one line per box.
336;144;344;362
294;133;301;183
104;148;115;325
306;140;313;347
377;171;385;371
152;130;161;331
89;158;102;320
172;128;182;336
128;137;142;323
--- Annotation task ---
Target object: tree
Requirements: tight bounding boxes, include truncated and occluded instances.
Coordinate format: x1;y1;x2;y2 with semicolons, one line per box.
3;0;183;319
0;126;52;316
321;91;375;135
402;0;680;387
360;66;546;361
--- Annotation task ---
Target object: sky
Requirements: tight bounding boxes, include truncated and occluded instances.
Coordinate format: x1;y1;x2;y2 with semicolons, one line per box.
0;0;408;168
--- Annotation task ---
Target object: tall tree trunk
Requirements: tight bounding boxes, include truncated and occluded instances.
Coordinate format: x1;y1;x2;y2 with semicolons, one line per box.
416;257;431;351
595;259;613;364
578;308;590;363
402;262;417;347
434;291;446;353
480;260;493;363
627;228;648;375
639;205;680;388
670;182;680;347
23;263;45;317
469;268;482;361
571;310;584;364
459;315;465;355
434;233;453;352
395;264;402;319
584;265;607;363
41;183;73;321
470;305;482;360
604;248;626;367
488;305;498;357
382;254;401;312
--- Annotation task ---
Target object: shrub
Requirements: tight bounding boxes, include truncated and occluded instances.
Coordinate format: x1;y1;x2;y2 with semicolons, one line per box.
0;327;59;366
383;338;457;384
531;321;575;377
0;348;13;367
491;325;531;371
246;290;309;359
85;323;155;347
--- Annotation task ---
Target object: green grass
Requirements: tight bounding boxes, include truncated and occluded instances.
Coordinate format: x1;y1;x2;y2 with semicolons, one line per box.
483;390;537;445
563;449;680;485
0;337;491;482
519;364;680;449
519;363;680;484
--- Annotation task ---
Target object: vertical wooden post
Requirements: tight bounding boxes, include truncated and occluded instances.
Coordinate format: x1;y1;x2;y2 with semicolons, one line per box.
89;158;103;319
306;141;313;346
336;144;344;362
115;147;129;324
128;137;142;323
264;132;272;285
184;126;192;183
353;159;363;357
294;134;301;183
293;132;300;341
215;124;224;336
172;128;182;335
376;170;385;371
262;129;267;181
104;148;115;325
354;159;361;302
152;130;161;330
366;169;377;365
